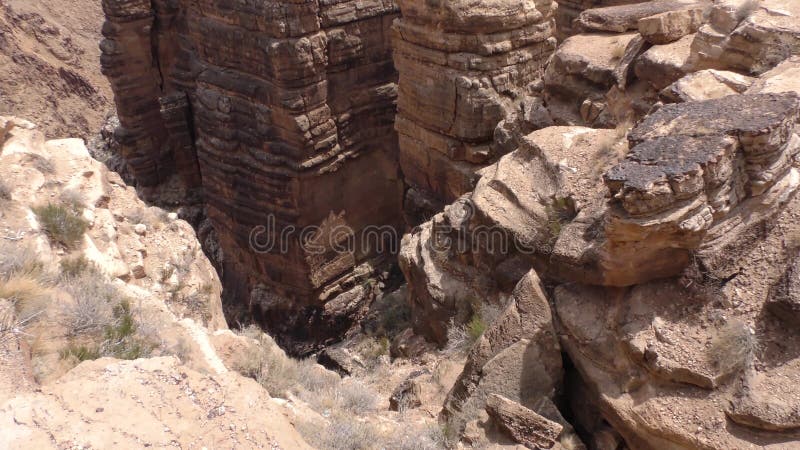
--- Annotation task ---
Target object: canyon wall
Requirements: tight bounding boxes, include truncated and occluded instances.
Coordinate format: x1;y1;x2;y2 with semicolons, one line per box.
101;0;403;351
393;0;558;223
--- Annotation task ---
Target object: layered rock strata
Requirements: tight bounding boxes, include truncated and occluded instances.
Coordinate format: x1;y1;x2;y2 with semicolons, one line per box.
101;0;404;351
691;0;800;75
393;0;558;224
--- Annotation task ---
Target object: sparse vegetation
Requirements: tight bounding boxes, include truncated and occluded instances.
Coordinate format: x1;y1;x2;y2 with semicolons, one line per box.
709;319;757;376
61;272;116;336
0;273;50;323
444;300;503;355
59;271;154;363
610;39;627;61
34;203;88;249
0;241;43;279
59;255;95;279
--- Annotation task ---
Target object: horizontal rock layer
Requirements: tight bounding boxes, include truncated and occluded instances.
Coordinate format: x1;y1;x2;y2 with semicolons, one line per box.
393;0;558;224
101;0;404;351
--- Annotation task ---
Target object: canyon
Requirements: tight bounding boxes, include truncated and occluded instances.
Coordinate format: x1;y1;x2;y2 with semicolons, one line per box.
1;0;800;448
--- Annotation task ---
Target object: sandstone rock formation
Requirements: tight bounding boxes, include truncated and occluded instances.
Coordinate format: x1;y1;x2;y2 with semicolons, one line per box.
393;0;558;223
100;0;404;351
399;2;800;446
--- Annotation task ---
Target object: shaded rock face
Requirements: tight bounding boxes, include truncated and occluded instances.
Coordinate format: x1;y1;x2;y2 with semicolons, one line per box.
101;0;404;351
393;0;558;224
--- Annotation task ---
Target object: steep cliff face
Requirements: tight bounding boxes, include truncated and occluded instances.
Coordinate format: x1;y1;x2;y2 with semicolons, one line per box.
393;0;558;224
101;0;403;351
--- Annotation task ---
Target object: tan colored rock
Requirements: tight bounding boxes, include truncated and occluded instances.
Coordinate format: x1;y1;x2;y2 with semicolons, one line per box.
638;7;706;44
635;33;696;90
576;0;711;33
747;55;800;96
660;69;754;102
692;0;800;75
0;357;311;449
544;32;642;126
486;393;564;449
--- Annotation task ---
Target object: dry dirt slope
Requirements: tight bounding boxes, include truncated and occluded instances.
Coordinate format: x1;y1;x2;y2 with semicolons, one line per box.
0;0;112;139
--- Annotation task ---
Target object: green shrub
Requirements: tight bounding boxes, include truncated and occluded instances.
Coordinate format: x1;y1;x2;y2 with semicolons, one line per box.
34;203;88;249
59;344;101;362
466;314;487;342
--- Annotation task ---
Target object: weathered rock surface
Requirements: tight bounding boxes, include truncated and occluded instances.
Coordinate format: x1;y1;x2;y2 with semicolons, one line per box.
635;33;695;90
576;0;710;34
393;0;558;223
485;393;564;449
544;32;645;126
691;0;800;75
101;0;404;352
0;357;311;449
659;68;752;102
766;253;800;325
442;271;562;423
555;0;648;39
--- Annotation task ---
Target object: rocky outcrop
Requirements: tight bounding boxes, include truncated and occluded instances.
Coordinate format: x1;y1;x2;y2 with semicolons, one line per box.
393;0;558;223
442;271;562;420
485;393;564;449
691;0;800;75
554;0;649;39
100;0;404;351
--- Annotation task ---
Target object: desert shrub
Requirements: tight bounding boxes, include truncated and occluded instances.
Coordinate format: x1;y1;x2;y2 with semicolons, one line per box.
60;279;153;362
387;423;449;450
103;299;153;360
59;255;95;279
0;180;10;201
610;39;627;61
0;241;43;279
59;343;101;362
0;273;49;323
444;300;503;355
297;415;382;450
33;203;88;249
335;378;378;415
61;272;116;336
709;319;757;375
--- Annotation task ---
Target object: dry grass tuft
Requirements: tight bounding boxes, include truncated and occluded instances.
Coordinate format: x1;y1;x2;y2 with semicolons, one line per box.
709;319;757;376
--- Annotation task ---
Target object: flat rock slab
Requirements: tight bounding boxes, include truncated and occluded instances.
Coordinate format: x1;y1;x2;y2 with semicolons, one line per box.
629;93;800;146
635;33;695;90
486;393;563;449
661;69;753;103
748;56;800;96
577;0;711;33
605;135;737;215
638;6;707;44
